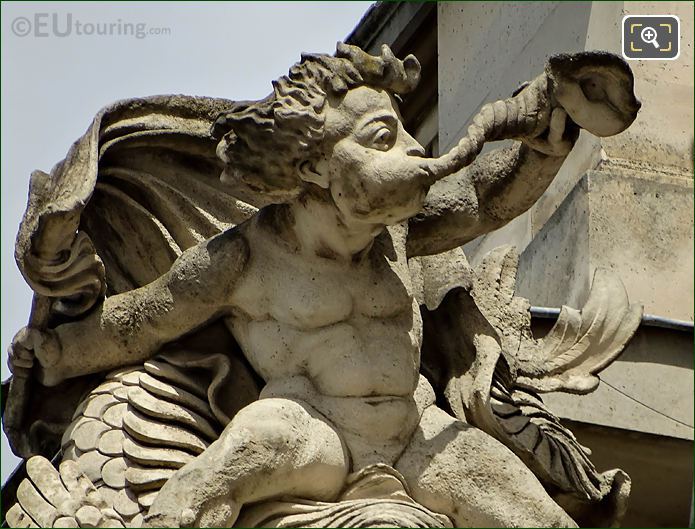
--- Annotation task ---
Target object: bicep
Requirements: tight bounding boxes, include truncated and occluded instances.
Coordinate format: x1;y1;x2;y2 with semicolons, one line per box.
47;229;249;383
407;143;532;257
157;228;250;321
407;167;488;257
89;228;248;349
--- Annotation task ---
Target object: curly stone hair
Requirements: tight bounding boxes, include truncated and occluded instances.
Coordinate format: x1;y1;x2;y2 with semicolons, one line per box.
211;43;421;201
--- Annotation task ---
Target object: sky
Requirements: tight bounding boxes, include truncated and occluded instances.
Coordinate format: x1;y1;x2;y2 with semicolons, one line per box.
1;0;372;485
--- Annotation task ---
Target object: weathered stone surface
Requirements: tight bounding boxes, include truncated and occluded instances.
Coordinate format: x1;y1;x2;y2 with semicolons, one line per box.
518;170;694;321
122;438;194;469
7;457;126;528
138;373;214;421
123;411;209;455
73;421;111;453
126;387;218;440
3;43;642;528
102;458;128;489
98;430;126;457
112;489;141;518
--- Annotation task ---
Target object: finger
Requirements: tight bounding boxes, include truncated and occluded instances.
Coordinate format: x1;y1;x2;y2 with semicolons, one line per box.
5;503;39;528
26;456;71;508
12;327;31;348
10;341;35;359
17;479;58;528
11;358;34;370
12;370;33;382
8;367;31;379
548;108;568;146
58;459;81;492
16;345;36;360
10;346;35;373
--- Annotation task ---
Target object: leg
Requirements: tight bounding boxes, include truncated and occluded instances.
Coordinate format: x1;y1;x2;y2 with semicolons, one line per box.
395;405;577;528
147;397;349;527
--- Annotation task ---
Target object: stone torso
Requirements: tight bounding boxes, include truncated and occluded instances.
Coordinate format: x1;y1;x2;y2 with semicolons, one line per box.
227;212;422;399
224;210;424;462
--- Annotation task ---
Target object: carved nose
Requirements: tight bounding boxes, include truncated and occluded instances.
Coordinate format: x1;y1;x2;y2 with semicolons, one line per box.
407;145;426;157
402;131;425;157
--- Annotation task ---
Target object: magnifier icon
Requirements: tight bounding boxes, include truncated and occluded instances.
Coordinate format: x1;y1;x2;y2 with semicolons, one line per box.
640;26;660;49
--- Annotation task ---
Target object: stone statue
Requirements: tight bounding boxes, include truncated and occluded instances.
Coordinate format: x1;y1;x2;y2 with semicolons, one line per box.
2;43;642;528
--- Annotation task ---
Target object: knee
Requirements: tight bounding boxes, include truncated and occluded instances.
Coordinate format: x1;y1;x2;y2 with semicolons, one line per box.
227;398;348;471
229;399;302;451
227;398;349;502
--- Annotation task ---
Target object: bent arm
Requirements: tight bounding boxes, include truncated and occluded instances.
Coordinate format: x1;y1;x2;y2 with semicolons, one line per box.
39;229;249;386
407;141;567;257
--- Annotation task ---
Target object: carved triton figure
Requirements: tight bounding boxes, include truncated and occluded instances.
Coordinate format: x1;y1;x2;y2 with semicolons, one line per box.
4;44;642;528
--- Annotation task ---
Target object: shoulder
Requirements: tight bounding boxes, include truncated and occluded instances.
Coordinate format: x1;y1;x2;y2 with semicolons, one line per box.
166;224;251;303
204;224;251;273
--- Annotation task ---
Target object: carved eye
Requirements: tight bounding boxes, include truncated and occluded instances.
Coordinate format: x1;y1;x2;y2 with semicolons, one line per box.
371;127;394;151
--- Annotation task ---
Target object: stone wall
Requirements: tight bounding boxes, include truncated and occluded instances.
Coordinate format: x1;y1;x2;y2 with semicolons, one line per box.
438;2;694;321
437;2;693;525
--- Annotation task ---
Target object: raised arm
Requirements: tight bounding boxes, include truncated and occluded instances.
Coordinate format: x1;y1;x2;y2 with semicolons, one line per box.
407;108;576;258
407;50;642;259
20;228;249;386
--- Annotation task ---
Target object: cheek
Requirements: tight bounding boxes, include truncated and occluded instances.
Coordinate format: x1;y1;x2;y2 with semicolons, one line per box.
326;143;429;221
329;171;371;218
359;154;428;204
327;149;372;211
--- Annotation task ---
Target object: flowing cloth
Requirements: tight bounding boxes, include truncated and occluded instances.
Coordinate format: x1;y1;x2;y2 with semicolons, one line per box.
10;95;262;457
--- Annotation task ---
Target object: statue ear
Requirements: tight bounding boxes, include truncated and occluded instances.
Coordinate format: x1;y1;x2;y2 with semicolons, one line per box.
297;159;329;189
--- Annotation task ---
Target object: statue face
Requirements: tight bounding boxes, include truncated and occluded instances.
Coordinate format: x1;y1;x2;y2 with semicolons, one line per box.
319;86;428;227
